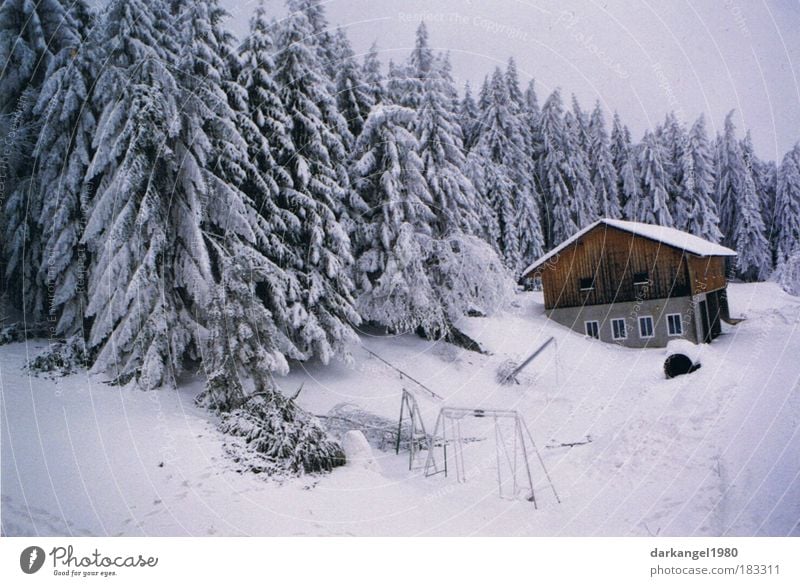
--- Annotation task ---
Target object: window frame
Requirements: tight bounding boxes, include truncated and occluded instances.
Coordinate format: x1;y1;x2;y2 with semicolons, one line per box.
632;271;650;285
579;277;595;292
611;318;627;340
666;313;684;336
638;315;655;339
584;320;600;339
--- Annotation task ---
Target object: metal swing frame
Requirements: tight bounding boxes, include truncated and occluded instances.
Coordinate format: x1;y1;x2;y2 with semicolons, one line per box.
422;407;560;508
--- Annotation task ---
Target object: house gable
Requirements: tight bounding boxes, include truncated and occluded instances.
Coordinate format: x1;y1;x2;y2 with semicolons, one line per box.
531;223;728;310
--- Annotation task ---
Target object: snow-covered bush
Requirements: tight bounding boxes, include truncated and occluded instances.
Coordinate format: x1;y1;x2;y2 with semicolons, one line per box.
218;391;345;475
776;248;800;296
27;337;89;377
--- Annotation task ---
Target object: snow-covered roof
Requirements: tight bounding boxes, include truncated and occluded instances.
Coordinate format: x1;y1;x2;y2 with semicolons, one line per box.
523;219;737;276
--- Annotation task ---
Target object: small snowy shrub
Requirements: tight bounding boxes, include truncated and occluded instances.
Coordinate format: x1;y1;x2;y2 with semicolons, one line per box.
218;391;345;475
27;337;89;376
776;248;800;296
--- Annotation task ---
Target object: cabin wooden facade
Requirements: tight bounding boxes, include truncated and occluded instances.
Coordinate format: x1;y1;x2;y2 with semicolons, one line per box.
522;219;737;348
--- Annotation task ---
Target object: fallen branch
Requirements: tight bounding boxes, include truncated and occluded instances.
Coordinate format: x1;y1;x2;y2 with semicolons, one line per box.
546;435;593;449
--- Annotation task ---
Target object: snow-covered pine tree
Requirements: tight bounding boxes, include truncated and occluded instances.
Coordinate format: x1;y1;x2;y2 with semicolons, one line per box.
0;0;79;115
713;113;770;279
570;94;591;154
504;57;524;113
610;112;639;218
588;102;620;218
734;171;771;282
776;246;800;296
350;105;440;332
636;130;674;226
333;28;373;139
362;41;384;106
683;114;722;242
273;8;360;364
563;108;598;227
1;0;83;319
756;158;778;260
80;0;192;389
352;105;509;337
236;0;294;201
523;79;545;228
505;59;546;248
774;143;800;266
386;22;433;109
658;112;685;218
459;81;480;152
472;68;543;272
31;0;97;338
286;0;338;80
409;41;482;237
203;239;345;475
538;89;577;247
716;111;743;246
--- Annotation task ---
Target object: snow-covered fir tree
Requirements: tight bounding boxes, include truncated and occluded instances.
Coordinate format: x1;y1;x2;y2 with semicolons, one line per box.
523;79;545;224
352;105;509;336
716;111;744;245
472;68;543;272
610;112;640;218
80;0;186;388
683;114;722;242
734;174;771;281
458;81;480;152
350;105;440;332
774;143;800;266
333;28;373;139
273;8;360;363
588;102;620;218
563;107;598;227
756;158;778;258
570;94;591;154
636;131;674;226
538;89;577;247
386;22;433;109
362;41;385;106
31;0;96;338
657;112;685;221
1;0;85;319
236;0;294;205
504;57;525;113
712;113;771;279
776;247;800;296
287;0;338;80
402;32;483;237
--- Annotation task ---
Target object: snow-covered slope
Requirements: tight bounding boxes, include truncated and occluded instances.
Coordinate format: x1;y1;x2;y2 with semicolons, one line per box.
2;283;799;536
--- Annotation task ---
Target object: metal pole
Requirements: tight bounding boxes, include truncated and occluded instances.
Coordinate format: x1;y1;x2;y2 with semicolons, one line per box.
521;417;560;504
395;390;407;455
516;413;538;509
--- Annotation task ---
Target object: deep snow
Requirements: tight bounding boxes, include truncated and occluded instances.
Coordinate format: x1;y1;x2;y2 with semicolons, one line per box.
2;283;798;536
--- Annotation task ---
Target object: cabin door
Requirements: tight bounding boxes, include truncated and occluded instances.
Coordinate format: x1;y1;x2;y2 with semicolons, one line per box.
699;299;712;343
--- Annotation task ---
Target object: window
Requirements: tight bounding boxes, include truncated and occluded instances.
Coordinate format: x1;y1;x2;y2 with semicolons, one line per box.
611;318;627;340
638;316;654;338
634;271;651;300
585;321;599;339
667;313;683;336
579;277;594;292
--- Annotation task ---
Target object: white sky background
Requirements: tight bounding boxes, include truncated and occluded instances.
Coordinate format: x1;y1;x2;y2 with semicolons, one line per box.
221;0;800;161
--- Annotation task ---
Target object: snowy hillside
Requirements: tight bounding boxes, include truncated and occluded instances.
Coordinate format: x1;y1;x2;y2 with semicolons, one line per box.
3;283;798;537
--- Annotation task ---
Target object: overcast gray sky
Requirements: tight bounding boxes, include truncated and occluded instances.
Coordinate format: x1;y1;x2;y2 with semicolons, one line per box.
223;0;800;161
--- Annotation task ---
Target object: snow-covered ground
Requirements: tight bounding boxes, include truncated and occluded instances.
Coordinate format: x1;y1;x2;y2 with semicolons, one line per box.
2;283;799;536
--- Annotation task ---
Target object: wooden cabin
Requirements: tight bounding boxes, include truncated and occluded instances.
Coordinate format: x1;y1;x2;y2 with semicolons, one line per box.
522;219;738;348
